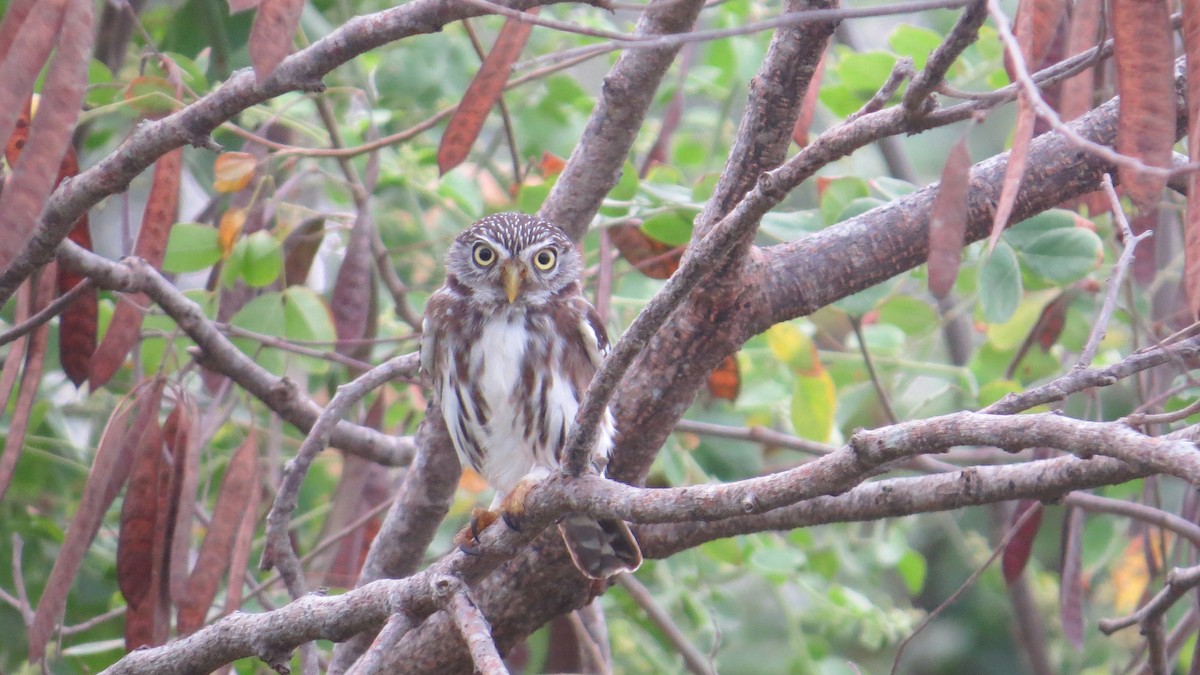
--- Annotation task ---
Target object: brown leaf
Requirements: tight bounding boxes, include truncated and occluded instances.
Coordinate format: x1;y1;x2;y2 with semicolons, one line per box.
1059;506;1085;651
167;399;200;604
178;432;259;635
223;473;261;614
607;223;683;280
1113;0;1175;210
331;218;374;354
990;4;1038;251
438;11;538;175
705;353;740;402
248;0;305;84
0;281;32;423
282;218;325;286
213;151;257;193
27;379;164;661
1060;0;1101;121
0;0;64;164
0;0;90;276
0;0;40;64
57;215;98;387
0;267;54;502
4;102;98;387
927;125;973;298
1184;0;1200;316
791;53;826;148
1002;499;1044;583
89;147;183;390
117;409;168;650
1008;0;1068;73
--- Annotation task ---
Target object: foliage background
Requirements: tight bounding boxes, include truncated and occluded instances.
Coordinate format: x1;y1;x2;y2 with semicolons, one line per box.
0;0;1189;673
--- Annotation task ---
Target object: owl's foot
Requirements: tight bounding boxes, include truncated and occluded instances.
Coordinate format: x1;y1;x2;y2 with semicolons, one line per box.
455;507;499;555
499;478;537;532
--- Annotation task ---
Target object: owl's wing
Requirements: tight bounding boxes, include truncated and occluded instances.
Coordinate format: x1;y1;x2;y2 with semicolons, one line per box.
419;291;446;378
576;301;611;372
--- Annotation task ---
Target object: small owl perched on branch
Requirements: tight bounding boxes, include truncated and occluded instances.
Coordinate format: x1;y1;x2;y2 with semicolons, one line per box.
420;212;642;579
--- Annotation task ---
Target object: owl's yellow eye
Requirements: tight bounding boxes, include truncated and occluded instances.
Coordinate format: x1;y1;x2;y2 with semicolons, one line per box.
533;248;556;270
473;243;497;267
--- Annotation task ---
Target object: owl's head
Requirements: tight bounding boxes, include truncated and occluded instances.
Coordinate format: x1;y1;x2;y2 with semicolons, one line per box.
446;213;581;305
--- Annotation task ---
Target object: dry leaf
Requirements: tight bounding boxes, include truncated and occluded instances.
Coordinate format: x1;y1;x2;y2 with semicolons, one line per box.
438;11;538;175
213;151;257;193
89;148;183;390
927;125;973;297
607;223;683;280
248;0;305;84
706;353;741;402
1113;0;1175;211
1002;499;1043;583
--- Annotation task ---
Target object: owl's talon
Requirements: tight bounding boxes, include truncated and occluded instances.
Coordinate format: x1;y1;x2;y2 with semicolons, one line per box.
454;508;499;555
498;478;536;532
501;511;523;532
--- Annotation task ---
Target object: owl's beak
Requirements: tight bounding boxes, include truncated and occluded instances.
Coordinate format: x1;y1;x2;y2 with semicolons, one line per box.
502;261;524;303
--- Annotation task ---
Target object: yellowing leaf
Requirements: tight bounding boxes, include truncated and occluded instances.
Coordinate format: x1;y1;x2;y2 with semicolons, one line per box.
213;152;257;193
218;208;246;258
767;323;816;372
791;369;836;443
1112;532;1172;614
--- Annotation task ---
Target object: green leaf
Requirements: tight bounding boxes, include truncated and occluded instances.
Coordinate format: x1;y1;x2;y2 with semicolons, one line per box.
876;295;939;336
896;549;927;595
888;24;943;71
759;210;823;241
597;159;638;213
820;177;869;225
1018;228;1102;284
240;231;283;288
641;211;693;247
517;176;556;215
835;50;898;98
979;242;1021;323
869;176;918;200
749;544;806;580
791;370;836;443
283;286;336;343
1003;209;1077;250
859;323;906;357
230;292;287;374
978;379;1021;407
834;277;900;316
163;222;221;273
836;197;886;223
700;538;744;566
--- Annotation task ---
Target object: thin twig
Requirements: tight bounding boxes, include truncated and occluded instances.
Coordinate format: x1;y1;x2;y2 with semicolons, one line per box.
1077;174;1154;368
890;502;1043;675
10;534;32;625
1066;493;1200;550
616;574;716;675
850;316;900;424
0;277;93;347
673;418;835;456
1100;564;1200;636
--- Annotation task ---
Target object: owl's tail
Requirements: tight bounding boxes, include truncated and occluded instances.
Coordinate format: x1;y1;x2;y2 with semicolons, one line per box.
558;514;642;579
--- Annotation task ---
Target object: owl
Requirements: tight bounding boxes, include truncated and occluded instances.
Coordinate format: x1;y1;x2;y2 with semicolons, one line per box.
420;213;642;579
